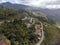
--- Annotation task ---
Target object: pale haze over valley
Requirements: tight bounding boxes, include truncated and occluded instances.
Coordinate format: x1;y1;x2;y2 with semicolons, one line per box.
0;0;60;9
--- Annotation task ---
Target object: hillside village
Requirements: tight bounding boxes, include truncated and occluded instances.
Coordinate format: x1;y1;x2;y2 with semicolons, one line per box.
0;3;60;45
22;16;43;40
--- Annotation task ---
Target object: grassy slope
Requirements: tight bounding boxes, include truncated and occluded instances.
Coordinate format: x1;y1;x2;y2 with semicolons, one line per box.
42;24;60;45
56;24;60;28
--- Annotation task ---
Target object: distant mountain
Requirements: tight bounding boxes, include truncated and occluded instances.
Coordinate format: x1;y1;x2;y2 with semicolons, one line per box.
39;9;60;23
0;2;30;10
0;2;60;23
0;2;44;11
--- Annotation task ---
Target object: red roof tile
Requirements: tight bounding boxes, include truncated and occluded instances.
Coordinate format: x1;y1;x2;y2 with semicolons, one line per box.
0;42;8;45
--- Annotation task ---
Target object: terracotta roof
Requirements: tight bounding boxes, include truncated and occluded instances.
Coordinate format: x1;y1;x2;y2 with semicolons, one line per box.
35;29;41;33
0;42;8;45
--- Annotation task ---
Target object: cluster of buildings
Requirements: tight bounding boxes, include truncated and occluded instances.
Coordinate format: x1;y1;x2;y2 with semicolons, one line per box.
34;23;42;40
22;16;43;40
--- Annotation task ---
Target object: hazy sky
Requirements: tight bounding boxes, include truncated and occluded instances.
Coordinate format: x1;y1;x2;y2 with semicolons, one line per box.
0;0;60;9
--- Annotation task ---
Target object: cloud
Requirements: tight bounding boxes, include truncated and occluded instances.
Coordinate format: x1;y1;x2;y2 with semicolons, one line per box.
45;5;60;9
0;0;60;5
45;0;60;5
0;0;60;9
0;0;7;3
43;0;60;9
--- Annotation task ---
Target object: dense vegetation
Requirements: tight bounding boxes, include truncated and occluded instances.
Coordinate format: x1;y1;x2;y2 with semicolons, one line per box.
0;19;39;45
42;25;60;45
0;7;18;20
0;7;39;45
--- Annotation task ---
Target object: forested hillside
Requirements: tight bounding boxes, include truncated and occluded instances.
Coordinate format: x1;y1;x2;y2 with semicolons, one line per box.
0;7;60;45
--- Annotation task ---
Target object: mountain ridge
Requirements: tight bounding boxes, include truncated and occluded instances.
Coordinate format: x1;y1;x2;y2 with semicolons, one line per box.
0;2;60;23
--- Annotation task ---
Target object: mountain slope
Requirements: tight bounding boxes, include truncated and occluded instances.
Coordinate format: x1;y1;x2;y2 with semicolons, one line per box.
39;9;60;23
0;2;29;10
0;2;60;23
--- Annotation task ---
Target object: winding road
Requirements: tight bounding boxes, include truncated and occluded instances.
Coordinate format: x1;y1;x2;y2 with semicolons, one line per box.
35;22;44;45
